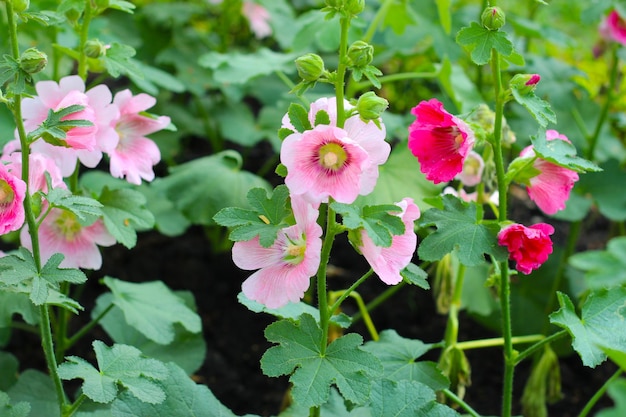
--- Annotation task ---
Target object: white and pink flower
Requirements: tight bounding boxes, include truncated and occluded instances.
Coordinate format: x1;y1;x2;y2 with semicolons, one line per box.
358;198;420;285
232;196;322;308
0;164;26;235
242;1;272;39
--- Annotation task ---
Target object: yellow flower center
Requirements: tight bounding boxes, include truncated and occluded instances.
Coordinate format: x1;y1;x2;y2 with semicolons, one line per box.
0;180;15;206
318;142;348;171
53;210;82;241
283;235;306;265
463;156;481;176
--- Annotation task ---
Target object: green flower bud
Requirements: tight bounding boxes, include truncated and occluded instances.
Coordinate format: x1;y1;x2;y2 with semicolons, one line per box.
13;0;30;13
84;39;108;59
481;6;505;31
295;53;325;82
324;0;341;8
356;91;388;122
344;0;364;15
510;73;541;96
19;47;47;74
347;40;374;68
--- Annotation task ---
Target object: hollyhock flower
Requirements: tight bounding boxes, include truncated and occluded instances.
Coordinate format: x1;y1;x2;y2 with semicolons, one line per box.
519;130;579;215
242;1;272;39
1;148;65;194
21;208;115;270
602;10;626;45
359;198;420;285
498;223;554;275
408;99;475;184
232;196;322;308
281;125;372;204
455;150;484;187
0;164;26;235
108;90;170;185
281;97;391;198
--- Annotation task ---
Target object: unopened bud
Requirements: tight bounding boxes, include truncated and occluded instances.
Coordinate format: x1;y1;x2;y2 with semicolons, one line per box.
481;6;505;31
295;53;325;82
356;91;388;122
510;73;541;95
13;0;30;13
344;0;365;15
19;47;47;74
347;40;374;68
84;39;108;58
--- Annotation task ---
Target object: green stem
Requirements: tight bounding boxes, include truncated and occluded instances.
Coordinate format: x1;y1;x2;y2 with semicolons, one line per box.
513;329;568;367
577;369;624;417
586;44;619;160
349;70;439;92
350;280;406;323
456;334;545;351
442;263;466;348
77;0;93;80
443;388;482;417
40;306;68;412
362;0;394;44
317;204;338;356
348;291;379;340
335;16;350;129
194;96;223;152
328;269;373;314
63;393;87;417
64;303;114;350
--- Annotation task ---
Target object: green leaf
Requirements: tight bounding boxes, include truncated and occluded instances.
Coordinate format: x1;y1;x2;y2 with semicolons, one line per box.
550;289;626;368
0;391;31;417
58;340;169;404
569;237;626;289
531;132;601;172
0;352;18;391
369;379;459;417
435;0;451;34
6;370;58;417
401;263;430;289
198;48;297;85
0;292;38;328
106;0;136;13
332;202;405;248
595;378;626;417
278;127;295;140
102;42;141;79
94;292;206;374
103;277;202;345
111;362;239;417
44;188;103;221
287;103;312;132
314;109;331;126
456;22;514;65
99;187;155;249
27;105;94;144
363;330;449;391
417;195;508;266
261;314;382;408
575;159;626;221
213;185;291;247
510;91;557;129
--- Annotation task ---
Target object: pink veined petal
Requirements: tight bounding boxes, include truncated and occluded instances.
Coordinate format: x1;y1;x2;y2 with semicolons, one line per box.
109;136;161;185
34;80;65;109
21;97;49;123
242;263;311;309
0;165;26;234
527;160;579;215
232;237;285;271
30;140;79;177
58;75;86;95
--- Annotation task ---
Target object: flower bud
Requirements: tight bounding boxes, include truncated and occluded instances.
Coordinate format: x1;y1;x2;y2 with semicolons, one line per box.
344;0;364;15
356;91;388;122
19;47;47;74
84;39;108;58
347;40;374;68
324;0;341;8
12;0;30;13
510;73;541;96
295;53;325;82
481;6;505;31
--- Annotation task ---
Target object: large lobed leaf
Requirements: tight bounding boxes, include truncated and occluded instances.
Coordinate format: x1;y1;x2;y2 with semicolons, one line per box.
456;21;514;65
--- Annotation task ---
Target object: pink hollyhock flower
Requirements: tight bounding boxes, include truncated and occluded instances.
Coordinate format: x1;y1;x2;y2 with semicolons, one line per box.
0;164;26;235
108;90;170;185
408;99;475;184
359;198;420;285
21;208;115;270
498;223;554;275
601;10;626;45
281;97;391;198
281;125;372;204
232;196;322;308
242;1;272;39
519;130;579;215
1;148;65;195
455;150;484;187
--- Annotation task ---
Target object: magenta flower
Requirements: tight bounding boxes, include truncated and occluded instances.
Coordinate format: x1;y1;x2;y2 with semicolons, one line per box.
108;90;170;185
0;164;26;235
408;99;475;184
232;196;322;308
242;1;272;39
498;223;554;275
359;198;420;285
602;10;626;45
281;125;372;204
21;208;116;270
519;130;579;215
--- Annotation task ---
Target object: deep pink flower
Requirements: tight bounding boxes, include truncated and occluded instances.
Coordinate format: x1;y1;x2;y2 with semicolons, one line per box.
108;90;170;185
242;1;272;39
602;10;626;45
408;99;475;184
0;164;26;235
232;196;322;308
519;130;579;215
21;208;116;269
281;125;372;204
359;198;420;285
498;223;554;275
